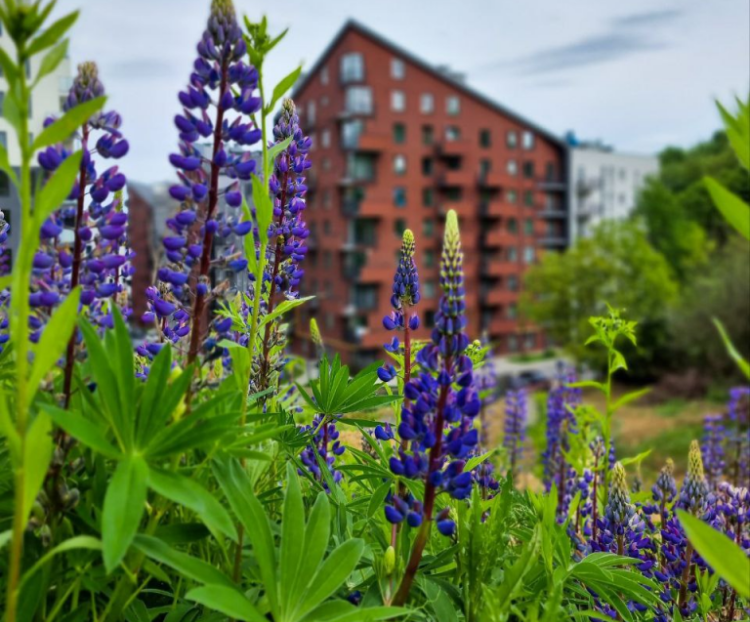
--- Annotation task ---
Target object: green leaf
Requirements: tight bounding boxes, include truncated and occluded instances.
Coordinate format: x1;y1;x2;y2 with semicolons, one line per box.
33;151;83;230
0;47;18;84
22;411;54;525
148;468;237;542
611;388;650;411
464;451;493;473
293;492;330;603
26;11;79;56
267;135;293;165
251;173;273;246
677;509;750;598
186;585;266;622
267;66;302;112
259;296;314;329
33;39;69;87
0;142;18;185
28;287;80;400
713;318;750;379
566;380;604;392
619;449;652;468
102;455;149;572
18;536;100;591
32;96;106;151
42;404;122;459
704;176;750;240
293;539;365;621
133;535;235;588
280;463;305;615
0;530;11;550
212;457;279;612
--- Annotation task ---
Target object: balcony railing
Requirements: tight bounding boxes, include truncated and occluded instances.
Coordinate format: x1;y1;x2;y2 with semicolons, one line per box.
540;235;568;247
483;229;518;247
538;176;567;191
477;170;507;188
538;209;567;219
437;139;472;158
482;289;517;306
439;169;474;187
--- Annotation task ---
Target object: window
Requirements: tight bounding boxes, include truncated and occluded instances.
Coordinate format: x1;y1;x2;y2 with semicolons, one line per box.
423;219;435;237
391;90;406;112
341;119;363;149
420;93;434;114
323;189;332;209
424;249;436;268
321;129;330;148
479;159;491;178
322;157;331;171
422;188;434;207
524;218;533;235
354;219;377;245
524;190;534;207
393;123;406;144
424;281;437;299
545;161;556;181
354;285;378;310
320;66;329;84
479;129;491;148
393;154;407;175
347;154;375;181
323;250;332;268
394;218;406;236
446;95;460;116
507;218;518;234
421;157;434;176
345;86;373;114
506;130;518;148
340;52;364;82
321;95;329;107
522;130;535;150
421;125;434;145
307;100;316;125
507;275;518;291
507;247;518;262
391;58;405;80
506;189;518;204
508;303;518;319
445;126;461;142
525;333;536;350
444;187;463;202
523;246;535;264
522;161;535;179
393;187;407;207
506;159;518;176
323;220;332;235
508;335;519;352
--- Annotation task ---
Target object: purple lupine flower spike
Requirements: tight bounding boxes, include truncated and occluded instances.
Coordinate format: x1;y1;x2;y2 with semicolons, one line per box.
503;388;527;479
299;414;345;491
701;413;725;488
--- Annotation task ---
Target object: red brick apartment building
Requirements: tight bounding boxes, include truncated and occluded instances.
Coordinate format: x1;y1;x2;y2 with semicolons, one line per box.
292;21;568;368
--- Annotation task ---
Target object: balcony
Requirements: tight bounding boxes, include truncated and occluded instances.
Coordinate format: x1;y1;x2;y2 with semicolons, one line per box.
439;169;474;187
341;196;388;218
482;260;519;278
477;170;508;188
489;319;518;335
437;140;472;158
355;132;390;153
539;177;567;192
483;289;517;306
359;261;393;283
540;235;568;248
484;229;518;247
480;200;519;219
538;209;567;219
438;201;473;217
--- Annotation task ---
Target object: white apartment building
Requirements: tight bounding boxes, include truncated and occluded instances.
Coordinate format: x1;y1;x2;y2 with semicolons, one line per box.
567;141;659;241
1;22;73;264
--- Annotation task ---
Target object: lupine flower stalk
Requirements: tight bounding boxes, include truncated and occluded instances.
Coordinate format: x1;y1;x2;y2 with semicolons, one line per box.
156;0;261;371
701;413;725;488
391;210;481;606
727;386;750;486
503;388;527;479
36;61;131;407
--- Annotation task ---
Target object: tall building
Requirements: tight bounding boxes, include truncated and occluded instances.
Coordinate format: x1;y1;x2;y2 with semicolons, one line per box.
0;25;72;266
291;20;569;367
567;137;658;241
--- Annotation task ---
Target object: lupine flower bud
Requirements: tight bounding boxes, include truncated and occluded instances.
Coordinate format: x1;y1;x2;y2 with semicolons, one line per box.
605;462;636;533
679;440;709;515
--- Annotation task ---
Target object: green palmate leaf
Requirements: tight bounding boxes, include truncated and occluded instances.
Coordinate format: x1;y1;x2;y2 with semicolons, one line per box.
28;286;80;400
677;509;750;598
267;66;302;112
32;150;83;231
493;523;540;610
32;96;106;151
18;536;101;591
212;457;279;612
259;296;314;329
133;535;235;588
26;11;79;56
704;176;750;240
186;585;266;622
292;539;365;621
102;455;149;572
267;135;293;165
33;38;68;86
148;468;237;542
713;318;750;379
22;411;54;525
42;404;122;459
251;173;273;245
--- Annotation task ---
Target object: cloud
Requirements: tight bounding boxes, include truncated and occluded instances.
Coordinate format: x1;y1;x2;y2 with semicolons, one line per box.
493;7;682;75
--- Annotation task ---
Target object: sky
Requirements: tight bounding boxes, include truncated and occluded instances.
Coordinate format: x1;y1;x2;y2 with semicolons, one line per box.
54;0;750;183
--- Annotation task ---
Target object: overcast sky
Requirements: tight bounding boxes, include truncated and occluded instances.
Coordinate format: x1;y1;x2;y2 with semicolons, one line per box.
55;0;749;183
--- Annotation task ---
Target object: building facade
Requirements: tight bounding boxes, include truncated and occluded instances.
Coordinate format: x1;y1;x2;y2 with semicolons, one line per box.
291;21;568;367
568;140;658;241
1;23;72;266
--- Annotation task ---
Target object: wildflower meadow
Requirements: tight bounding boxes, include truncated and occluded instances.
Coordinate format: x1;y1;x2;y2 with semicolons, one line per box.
0;1;748;621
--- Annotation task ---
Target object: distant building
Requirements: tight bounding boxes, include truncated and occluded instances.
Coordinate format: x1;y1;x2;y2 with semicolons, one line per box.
291;20;569;367
566;135;658;241
0;25;72;267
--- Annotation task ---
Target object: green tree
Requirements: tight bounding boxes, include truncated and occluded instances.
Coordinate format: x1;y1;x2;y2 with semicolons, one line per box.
520;221;679;378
